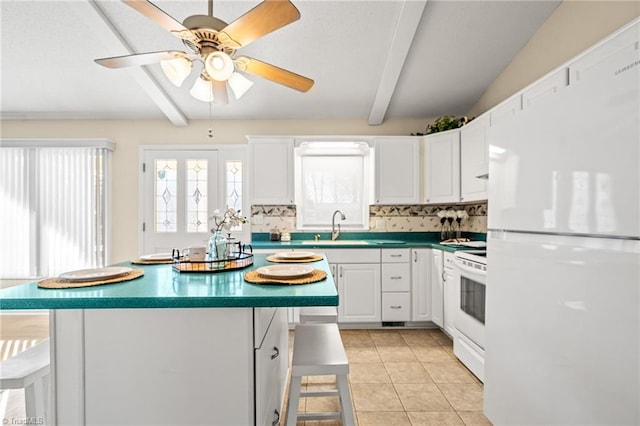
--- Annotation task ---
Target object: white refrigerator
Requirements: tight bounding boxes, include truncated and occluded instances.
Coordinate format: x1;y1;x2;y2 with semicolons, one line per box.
484;20;640;425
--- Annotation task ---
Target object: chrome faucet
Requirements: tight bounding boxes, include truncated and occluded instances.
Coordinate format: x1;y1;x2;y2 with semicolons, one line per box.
331;210;346;241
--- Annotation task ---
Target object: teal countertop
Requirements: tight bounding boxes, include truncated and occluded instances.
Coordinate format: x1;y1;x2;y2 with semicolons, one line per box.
0;255;338;310
252;232;486;253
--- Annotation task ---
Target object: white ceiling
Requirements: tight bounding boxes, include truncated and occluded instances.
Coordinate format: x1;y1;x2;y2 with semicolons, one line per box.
0;0;561;126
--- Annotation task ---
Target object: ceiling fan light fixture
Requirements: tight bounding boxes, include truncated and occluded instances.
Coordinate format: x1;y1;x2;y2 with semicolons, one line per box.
205;51;234;81
160;57;192;87
190;76;215;102
228;72;254;99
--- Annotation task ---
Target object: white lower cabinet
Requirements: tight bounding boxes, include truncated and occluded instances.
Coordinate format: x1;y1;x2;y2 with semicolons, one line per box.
255;307;288;426
335;263;382;322
73;307;287;426
323;249;382;323
411;249;432;322
430;249;444;327
443;251;457;337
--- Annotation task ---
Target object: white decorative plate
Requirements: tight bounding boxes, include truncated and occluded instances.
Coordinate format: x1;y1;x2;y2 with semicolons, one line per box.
274;251;316;260
140;253;173;261
256;264;314;278
60;266;133;282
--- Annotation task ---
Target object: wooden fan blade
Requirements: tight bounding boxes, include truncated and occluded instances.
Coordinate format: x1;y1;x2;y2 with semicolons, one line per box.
123;0;198;43
219;0;300;49
212;80;229;104
235;56;313;92
95;51;190;68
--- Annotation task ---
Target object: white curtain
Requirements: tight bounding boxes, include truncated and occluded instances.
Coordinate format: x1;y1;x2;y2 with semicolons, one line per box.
0;145;108;278
0;148;33;277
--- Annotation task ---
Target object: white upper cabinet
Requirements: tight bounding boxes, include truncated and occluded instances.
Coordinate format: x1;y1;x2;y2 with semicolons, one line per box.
460;115;488;202
374;137;420;204
248;137;294;205
423;130;460;204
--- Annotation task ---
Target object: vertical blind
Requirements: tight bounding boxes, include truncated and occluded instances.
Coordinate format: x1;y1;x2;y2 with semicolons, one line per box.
0;144;109;278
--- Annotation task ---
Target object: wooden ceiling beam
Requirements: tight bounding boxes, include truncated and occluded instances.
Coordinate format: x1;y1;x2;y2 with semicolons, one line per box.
80;0;189;126
368;0;427;126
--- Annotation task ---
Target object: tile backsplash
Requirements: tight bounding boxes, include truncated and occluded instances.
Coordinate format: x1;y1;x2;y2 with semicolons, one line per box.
251;202;487;233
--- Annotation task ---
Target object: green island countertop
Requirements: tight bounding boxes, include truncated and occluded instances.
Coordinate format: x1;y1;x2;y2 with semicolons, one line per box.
0;254;338;310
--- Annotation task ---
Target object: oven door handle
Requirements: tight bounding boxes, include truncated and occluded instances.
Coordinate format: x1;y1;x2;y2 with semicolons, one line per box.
454;258;487;277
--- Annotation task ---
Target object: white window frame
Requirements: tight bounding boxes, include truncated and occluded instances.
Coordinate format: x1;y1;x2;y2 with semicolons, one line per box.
0;138;113;279
294;139;373;231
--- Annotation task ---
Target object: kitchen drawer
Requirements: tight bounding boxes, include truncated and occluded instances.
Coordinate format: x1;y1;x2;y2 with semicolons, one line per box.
382;248;411;263
255;308;288;425
382;292;411;322
381;263;411;292
254;307;276;348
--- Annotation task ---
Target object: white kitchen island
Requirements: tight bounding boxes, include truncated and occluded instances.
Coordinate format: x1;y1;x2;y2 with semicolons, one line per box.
0;255;338;426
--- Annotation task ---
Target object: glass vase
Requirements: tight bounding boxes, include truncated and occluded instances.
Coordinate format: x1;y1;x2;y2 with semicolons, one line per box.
207;230;228;262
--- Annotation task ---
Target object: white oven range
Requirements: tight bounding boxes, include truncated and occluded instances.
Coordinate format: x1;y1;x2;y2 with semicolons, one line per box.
452;249;487;382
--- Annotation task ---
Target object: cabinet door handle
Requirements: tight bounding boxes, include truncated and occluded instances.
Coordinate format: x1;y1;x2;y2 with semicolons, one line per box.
390;305;402;309
339;266;343;278
271;346;280;360
414;252;417;262
442;271;446;282
271;409;280;426
390;276;403;280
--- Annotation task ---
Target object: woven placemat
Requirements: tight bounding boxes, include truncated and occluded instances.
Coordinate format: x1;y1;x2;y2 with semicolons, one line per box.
266;254;324;263
244;269;327;285
38;269;144;289
131;259;173;265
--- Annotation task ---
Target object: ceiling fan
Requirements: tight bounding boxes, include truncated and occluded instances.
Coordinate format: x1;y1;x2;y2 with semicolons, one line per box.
95;0;314;103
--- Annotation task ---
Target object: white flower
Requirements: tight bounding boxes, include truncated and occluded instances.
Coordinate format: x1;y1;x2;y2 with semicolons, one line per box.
209;207;246;233
456;210;469;220
445;210;457;219
436;210;447;219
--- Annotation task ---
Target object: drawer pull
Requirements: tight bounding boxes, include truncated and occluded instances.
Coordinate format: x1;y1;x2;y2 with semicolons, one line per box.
271;346;280;360
390;305;402;309
390;254;402;258
390;276;402;280
271;409;280;426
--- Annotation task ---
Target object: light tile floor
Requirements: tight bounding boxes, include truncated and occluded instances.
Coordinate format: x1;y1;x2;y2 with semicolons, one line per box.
286;328;493;426
0;315;493;426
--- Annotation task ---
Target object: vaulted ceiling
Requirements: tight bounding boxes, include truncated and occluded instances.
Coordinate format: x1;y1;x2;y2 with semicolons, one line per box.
0;0;560;126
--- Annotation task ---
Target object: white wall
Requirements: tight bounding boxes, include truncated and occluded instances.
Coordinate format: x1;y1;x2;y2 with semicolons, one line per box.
0;118;431;263
468;1;640;117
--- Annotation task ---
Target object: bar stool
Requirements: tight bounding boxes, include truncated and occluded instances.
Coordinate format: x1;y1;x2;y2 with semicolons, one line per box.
298;306;338;323
0;338;50;422
286;323;355;425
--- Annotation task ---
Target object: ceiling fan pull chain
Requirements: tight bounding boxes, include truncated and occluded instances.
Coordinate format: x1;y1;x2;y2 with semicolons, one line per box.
208;101;213;138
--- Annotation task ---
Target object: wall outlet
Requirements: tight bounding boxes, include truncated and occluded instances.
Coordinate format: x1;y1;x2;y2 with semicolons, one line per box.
253;214;264;225
374;218;385;230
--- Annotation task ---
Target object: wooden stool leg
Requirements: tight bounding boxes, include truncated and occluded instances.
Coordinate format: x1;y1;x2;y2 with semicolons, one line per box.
336;374;356;426
286;375;303;426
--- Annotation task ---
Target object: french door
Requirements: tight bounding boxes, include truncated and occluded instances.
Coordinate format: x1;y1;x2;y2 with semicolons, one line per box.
141;149;219;255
